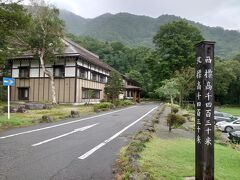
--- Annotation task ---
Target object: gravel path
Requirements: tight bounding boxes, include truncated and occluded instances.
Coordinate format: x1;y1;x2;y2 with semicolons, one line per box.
155;106;195;140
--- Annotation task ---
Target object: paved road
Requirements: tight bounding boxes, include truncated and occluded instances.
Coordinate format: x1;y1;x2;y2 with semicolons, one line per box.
0;103;159;180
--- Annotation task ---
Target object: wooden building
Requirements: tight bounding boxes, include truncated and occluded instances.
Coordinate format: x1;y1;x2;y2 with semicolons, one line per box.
8;39;141;104
122;76;141;103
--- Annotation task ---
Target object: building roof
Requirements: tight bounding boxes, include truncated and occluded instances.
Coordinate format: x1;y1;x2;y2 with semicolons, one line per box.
124;85;141;90
9;38;111;71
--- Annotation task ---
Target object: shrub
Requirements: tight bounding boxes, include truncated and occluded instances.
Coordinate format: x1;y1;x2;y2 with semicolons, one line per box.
167;113;186;132
171;107;179;114
121;100;134;106
114;100;134;107
100;99;108;103
93;102;114;112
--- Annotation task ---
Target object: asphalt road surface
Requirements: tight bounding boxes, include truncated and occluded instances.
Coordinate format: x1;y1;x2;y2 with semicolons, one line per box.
0;103;159;180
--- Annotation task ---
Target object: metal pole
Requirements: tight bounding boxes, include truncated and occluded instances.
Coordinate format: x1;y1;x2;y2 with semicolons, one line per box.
8;85;10;119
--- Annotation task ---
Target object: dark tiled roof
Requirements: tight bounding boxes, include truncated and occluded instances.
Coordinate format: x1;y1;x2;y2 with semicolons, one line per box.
124;85;141;90
10;38;111;71
63;39;111;70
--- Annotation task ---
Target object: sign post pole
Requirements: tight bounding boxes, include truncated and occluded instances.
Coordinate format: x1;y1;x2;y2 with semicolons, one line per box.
195;41;215;180
8;85;10;119
3;77;15;120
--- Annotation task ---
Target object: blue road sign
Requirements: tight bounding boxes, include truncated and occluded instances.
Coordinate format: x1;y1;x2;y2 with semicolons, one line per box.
3;77;15;86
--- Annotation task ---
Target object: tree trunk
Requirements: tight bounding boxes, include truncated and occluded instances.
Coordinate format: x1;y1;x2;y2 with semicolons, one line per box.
179;91;182;106
169;125;172;132
170;95;173;106
39;50;57;105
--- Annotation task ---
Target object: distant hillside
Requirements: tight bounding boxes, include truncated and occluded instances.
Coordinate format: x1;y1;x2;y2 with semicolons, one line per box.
60;10;240;59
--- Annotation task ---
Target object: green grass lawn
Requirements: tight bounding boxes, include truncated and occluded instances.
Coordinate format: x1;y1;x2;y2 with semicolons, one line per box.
218;107;240;116
139;137;240;180
0;105;94;130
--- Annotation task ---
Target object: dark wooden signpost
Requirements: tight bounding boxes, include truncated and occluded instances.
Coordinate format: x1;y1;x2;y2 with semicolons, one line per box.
195;41;215;180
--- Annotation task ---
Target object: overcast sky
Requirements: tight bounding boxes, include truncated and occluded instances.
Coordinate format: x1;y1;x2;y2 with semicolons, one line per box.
25;0;240;30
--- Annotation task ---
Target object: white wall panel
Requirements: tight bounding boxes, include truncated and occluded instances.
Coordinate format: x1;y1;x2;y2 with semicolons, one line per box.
30;69;39;77
12;69;19;78
65;67;75;77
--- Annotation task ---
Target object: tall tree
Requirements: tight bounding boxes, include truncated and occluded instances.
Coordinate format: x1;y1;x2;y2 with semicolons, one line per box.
0;0;30;65
174;67;195;105
155;78;180;106
25;0;64;104
153;21;203;78
104;70;123;101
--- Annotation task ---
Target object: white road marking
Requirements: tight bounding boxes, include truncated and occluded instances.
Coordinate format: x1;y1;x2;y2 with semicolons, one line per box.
32;123;98;147
0;106;137;139
78;106;158;160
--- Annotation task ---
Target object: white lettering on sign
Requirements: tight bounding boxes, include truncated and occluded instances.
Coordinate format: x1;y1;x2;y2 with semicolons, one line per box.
206;102;212;108
197;109;201;117
204;69;213;79
197;57;202;64
196;69;202;79
197;126;201;133
197;102;201;107
205;92;212;101
206;81;212;90
205;127;212;135
197;92;201;100
205;120;211;126
197;135;201;144
205;56;212;63
197;81;201;90
206;110;211;118
197;119;201;125
205;137;212;146
196;48;214;149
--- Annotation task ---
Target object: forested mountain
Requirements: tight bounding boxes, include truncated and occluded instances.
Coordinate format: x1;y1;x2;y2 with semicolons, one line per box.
60;10;240;59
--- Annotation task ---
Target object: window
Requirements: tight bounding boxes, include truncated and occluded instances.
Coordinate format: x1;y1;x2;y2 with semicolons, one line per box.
91;72;97;81
18;87;29;100
19;67;30;78
54;66;65;78
99;75;106;83
79;68;88;79
82;88;100;99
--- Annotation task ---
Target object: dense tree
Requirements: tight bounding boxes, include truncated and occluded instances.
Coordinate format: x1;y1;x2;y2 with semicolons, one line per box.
215;60;240;104
233;53;240;62
153;21;203;79
24;0;65;104
104;70;123;101
126;70;143;86
67;32;240;105
0;0;30;65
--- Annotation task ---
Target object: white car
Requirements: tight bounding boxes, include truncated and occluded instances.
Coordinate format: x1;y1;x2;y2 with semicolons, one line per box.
217;119;240;132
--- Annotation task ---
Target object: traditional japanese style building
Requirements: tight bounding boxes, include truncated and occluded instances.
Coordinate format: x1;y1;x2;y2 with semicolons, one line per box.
122;76;141;103
8;39;141;103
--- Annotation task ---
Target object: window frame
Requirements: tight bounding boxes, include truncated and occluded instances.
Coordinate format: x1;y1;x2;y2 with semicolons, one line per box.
53;65;65;78
82;88;101;99
78;67;88;79
19;66;30;78
18;87;29;101
91;72;98;81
